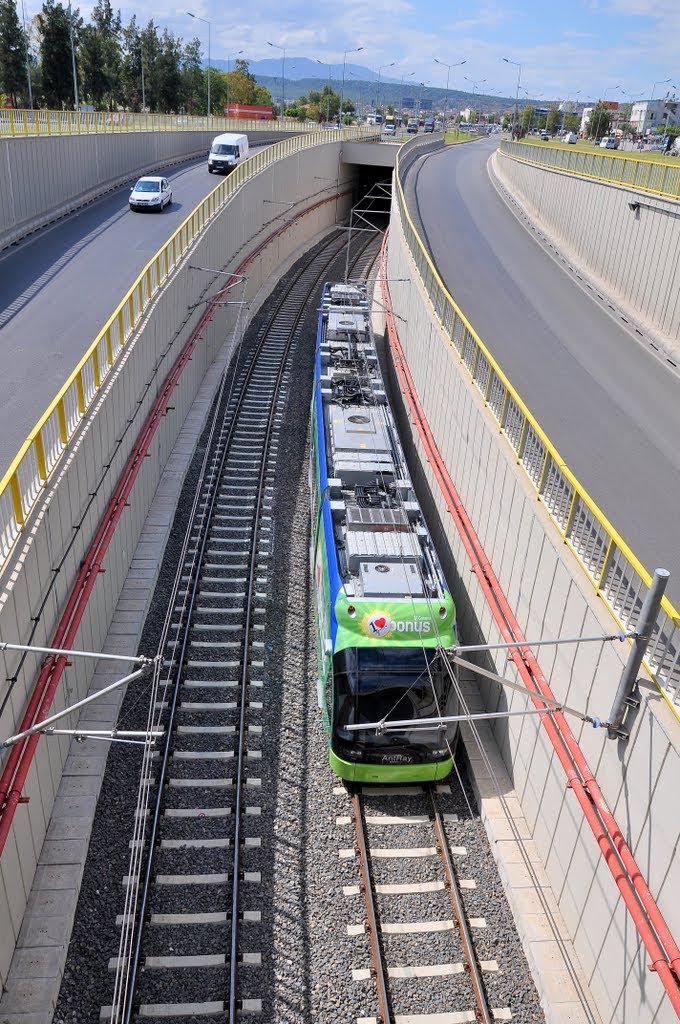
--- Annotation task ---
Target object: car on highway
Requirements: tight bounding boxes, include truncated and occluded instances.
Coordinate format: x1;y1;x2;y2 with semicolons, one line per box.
383;123;396;136
600;136;619;149
406;120;418;134
129;176;172;212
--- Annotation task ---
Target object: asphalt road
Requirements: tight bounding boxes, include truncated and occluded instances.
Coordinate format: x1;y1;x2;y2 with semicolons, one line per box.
2;136;679;606
403;138;680;606
0;154;238;473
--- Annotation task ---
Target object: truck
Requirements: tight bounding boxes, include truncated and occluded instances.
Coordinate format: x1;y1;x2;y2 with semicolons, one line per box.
423;118;435;133
207;132;250;174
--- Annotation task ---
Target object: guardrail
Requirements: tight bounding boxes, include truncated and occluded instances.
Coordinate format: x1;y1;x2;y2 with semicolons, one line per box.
500;139;680;200
0;108;321;138
394;140;680;719
0;125;374;566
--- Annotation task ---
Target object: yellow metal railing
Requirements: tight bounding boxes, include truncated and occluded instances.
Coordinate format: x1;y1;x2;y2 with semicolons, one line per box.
394;141;680;718
0;126;372;566
0;108;325;138
500;140;680;200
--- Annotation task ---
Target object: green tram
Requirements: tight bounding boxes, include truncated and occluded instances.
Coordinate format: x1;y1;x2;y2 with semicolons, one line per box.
310;282;458;783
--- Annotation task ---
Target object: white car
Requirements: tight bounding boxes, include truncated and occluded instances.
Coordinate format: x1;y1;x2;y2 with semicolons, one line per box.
129;176;172;212
383;123;396;136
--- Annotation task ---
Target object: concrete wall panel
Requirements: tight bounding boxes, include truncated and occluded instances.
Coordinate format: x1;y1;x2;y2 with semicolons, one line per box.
385;197;680;1023
0;129;273;250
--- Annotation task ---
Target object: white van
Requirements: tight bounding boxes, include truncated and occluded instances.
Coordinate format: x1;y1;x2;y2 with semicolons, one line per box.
599;136;618;149
563;132;578;144
208;133;249;174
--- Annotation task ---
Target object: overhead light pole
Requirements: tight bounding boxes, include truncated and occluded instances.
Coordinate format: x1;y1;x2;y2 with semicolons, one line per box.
502;56;521;137
376;61;395;117
433;58;466;129
417;80;430;120
140;36;145;112
267;40;286;117
20;0;33;109
316;58;332;123
188;12;211;118
648;77;672;136
340;46;363;127
67;0;79;111
226;49;244;116
464;75;486;124
399;71;415;121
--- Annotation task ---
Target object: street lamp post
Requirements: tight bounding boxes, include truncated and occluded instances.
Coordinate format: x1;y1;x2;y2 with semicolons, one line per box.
433;58;466;130
463;76;486;124
340;46;363;127
316;59;332;123
417;80;430;120
188;12;211;118
267;40;286;117
399;71;415;122
376;61;395;117
502;57;521;138
20;0;33;109
67;0;78;111
648;78;672;136
349;71;364;119
140;36;145;112
226;49;244;117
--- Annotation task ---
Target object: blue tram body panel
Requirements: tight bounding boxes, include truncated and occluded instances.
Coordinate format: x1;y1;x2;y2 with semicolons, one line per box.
310;282;458;783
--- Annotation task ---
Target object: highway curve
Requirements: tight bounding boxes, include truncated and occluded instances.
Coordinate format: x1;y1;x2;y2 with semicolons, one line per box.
402;138;680;606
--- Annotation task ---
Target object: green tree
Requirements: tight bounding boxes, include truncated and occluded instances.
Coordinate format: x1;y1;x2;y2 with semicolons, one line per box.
546;105;560;135
520;104;535;131
79;0;121;108
180;36;203;113
0;0;29;106
37;0;79;107
586;102;612;140
155;28;182;112
563;112;580;133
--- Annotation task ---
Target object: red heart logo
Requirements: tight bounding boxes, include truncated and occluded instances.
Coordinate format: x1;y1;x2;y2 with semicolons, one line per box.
374;617;386;629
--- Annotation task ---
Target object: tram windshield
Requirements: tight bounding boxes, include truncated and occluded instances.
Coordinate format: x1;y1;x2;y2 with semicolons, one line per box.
333;646;448;731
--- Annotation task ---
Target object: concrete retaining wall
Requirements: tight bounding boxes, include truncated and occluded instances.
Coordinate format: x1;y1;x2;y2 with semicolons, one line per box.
385;198;680;1024
0;129;293;251
494;148;680;346
0;139;353;986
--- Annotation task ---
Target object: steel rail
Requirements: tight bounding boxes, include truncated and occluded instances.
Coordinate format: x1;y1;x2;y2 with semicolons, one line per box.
350;790;392;1024
429;788;494;1024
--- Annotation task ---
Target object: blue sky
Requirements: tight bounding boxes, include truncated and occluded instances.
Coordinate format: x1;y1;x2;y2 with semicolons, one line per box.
24;0;680;105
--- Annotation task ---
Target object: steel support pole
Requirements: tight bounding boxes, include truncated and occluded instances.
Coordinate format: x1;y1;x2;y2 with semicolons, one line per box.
607;568;669;738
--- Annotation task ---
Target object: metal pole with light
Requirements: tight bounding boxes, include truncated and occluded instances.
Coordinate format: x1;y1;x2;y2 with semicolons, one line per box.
20;0;33;109
464;76;486;124
67;0;78;111
340;46;363;127
188;12;211;118
433;58;466;130
502;57;521;137
417;80;430;120
316;58;332;122
226;49;244;117
648;77;672;136
267;40;286;117
376;61;394;117
399;71;415;123
140;36;145;111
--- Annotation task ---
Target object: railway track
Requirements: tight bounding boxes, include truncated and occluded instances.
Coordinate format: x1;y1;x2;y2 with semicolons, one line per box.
343;782;511;1024
101;228;382;1023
